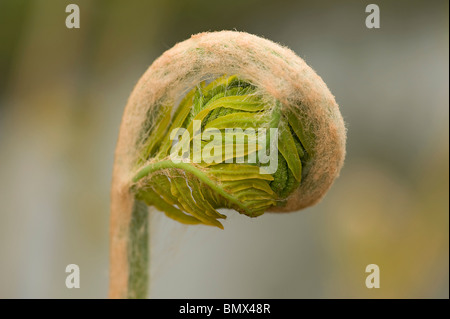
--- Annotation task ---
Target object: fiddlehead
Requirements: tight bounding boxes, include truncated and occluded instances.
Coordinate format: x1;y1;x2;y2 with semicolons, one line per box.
109;31;346;299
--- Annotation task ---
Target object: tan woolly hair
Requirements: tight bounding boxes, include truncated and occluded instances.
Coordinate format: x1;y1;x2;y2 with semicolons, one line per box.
113;30;346;213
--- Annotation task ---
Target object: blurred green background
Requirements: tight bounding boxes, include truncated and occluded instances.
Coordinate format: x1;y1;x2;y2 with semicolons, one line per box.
0;0;448;298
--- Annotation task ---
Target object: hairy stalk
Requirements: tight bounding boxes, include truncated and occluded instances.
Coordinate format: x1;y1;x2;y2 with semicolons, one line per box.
109;181;134;298
127;199;149;299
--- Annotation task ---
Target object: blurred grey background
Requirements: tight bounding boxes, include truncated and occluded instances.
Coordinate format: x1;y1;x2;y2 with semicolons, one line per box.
0;0;448;298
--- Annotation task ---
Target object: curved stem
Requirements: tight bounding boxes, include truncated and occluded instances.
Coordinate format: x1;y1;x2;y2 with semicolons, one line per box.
109;183;133;298
127;199;149;299
109;182;149;299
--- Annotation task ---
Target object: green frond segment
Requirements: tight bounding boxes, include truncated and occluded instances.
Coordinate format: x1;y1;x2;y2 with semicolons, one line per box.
132;75;313;228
